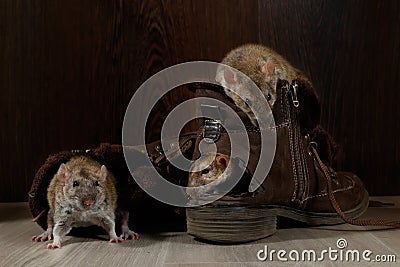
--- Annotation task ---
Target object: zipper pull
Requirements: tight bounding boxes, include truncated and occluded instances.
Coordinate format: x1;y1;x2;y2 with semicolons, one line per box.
291;82;300;107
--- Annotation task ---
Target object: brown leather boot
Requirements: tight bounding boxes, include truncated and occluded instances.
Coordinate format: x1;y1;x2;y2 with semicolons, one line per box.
186;80;371;243
29;136;197;233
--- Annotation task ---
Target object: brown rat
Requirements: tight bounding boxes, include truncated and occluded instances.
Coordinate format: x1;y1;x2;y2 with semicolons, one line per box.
188;153;231;188
187;153;231;202
188;153;256;201
216;44;310;126
32;156;138;249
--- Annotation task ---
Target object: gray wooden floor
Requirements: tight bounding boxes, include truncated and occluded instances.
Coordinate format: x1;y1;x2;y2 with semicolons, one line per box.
0;197;399;267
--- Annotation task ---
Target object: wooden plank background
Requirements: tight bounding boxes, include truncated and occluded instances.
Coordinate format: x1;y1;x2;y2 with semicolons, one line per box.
0;0;399;201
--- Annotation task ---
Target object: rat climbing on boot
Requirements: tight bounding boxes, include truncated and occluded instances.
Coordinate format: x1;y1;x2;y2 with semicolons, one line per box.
216;44;319;129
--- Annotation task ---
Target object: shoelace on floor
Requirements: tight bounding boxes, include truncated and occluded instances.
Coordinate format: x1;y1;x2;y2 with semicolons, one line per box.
310;145;400;228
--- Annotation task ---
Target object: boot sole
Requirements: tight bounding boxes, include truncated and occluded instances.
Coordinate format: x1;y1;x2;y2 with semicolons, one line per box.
186;190;369;243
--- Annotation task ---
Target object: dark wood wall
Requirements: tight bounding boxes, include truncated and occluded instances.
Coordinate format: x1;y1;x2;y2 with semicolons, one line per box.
1;0;399;202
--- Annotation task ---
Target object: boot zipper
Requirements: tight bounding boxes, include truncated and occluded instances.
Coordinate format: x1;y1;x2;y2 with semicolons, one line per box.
291;82;300;107
286;82;308;205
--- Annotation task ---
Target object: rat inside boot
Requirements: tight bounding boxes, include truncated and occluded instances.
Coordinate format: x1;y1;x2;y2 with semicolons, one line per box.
29;137;197;234
186;80;370;243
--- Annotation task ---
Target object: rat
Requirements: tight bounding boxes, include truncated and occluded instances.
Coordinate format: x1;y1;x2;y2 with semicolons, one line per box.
31;156;139;249
215;44;309;126
188;153;256;202
188;152;231;189
186;155;251;199
187;152;234;203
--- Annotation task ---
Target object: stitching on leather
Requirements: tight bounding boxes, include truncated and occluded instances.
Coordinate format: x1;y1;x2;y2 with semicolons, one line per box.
284;89;298;202
300;136;310;207
271;122;290;129
300;174;356;203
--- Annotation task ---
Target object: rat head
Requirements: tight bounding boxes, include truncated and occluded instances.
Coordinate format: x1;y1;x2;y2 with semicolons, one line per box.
188;152;231;188
187;153;231;203
56;163;109;211
216;65;275;126
216;45;293;126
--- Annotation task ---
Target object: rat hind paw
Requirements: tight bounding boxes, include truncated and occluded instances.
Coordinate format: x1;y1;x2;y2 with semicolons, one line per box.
32;230;53;242
120;229;139;240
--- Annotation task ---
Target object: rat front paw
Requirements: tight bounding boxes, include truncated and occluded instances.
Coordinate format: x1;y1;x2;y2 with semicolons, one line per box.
120;229;139;240
109;236;124;243
32;231;53;242
46;243;61;250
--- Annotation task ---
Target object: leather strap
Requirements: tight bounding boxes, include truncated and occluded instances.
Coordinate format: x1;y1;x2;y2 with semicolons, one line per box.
152;133;197;166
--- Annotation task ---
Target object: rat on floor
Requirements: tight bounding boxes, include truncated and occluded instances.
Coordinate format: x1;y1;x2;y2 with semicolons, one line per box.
32;156;139;249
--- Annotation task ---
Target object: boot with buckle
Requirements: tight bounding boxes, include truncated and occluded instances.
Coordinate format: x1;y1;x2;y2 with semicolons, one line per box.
186;79;373;243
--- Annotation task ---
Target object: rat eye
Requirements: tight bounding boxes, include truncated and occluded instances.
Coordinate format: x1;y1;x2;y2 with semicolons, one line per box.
201;169;210;175
94;181;100;187
245;98;252;106
73;181;79;187
267;93;272;101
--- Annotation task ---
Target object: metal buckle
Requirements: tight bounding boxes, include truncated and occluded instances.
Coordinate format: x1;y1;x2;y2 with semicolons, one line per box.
201;104;223;143
203;120;221;143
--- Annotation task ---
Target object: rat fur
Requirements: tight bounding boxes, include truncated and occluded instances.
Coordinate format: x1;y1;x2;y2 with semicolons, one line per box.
32;156;138;249
216;44;310;126
188;152;231;188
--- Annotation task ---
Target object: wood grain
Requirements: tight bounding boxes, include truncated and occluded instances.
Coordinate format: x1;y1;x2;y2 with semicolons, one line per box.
0;0;399;201
1;197;399;266
259;0;400;195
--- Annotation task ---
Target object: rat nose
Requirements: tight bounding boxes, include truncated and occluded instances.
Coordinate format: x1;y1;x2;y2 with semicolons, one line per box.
82;198;95;209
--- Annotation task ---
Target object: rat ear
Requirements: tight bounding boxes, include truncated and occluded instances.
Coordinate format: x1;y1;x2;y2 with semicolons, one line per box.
223;67;238;85
99;165;108;182
57;163;71;183
261;58;276;78
215;154;230;170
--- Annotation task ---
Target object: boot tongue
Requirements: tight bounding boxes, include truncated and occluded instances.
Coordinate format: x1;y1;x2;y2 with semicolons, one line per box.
192;83;255;128
192;83;255;162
